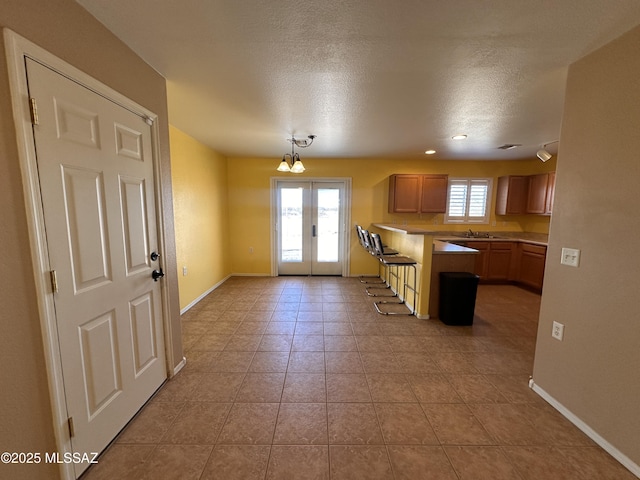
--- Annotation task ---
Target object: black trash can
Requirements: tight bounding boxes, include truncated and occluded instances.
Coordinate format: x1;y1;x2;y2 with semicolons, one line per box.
439;272;480;326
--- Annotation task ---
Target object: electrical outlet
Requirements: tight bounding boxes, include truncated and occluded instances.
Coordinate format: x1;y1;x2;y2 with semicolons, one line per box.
561;247;580;267
249;246;254;254
182;266;188;276
552;321;564;341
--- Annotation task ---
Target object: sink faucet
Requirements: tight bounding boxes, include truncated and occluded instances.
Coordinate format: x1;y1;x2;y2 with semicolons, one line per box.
467;228;474;237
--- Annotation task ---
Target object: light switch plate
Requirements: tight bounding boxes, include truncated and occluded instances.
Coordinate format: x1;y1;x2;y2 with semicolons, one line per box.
561;247;580;267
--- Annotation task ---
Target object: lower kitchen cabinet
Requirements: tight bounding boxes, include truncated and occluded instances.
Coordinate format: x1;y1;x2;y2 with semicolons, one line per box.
487;242;516;280
518;243;547;291
449;240;545;290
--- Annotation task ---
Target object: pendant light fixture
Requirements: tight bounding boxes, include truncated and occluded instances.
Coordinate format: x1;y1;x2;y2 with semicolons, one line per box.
277;134;316;173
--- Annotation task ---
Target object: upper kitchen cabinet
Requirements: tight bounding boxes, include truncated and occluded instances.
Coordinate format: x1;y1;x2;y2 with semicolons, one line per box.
496;173;556;216
388;174;448;214
495;175;528;215
527;172;556;215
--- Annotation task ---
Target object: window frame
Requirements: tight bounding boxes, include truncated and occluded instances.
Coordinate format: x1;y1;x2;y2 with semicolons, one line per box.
444;177;493;224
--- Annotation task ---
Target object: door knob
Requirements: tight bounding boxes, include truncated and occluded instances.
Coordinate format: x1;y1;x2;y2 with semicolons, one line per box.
152;268;165;281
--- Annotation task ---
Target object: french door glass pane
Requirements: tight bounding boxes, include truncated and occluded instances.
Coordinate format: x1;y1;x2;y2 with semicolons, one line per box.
317;188;340;262
281;188;303;262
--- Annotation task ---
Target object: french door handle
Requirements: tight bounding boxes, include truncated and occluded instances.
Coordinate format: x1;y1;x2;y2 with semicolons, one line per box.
312;225;316;237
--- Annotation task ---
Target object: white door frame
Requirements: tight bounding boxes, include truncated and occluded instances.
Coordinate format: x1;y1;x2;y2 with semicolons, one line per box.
4;29;175;480
270;177;352;277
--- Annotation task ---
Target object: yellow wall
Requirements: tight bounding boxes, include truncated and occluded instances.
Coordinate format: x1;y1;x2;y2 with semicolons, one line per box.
226;156;556;276
170;126;231;310
1;1;181;478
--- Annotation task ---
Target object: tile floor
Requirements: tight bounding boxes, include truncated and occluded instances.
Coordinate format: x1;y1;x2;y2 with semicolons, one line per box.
82;276;635;480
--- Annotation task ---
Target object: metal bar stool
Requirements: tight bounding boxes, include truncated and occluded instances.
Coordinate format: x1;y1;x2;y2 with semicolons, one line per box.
356;225;397;284
367;232;417;315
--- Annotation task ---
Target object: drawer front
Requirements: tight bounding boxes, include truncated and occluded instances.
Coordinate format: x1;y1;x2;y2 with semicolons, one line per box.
490;241;514;250
521;243;547;255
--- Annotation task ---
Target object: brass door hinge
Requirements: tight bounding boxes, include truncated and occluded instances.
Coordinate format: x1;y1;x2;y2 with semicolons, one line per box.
29;97;39;125
49;270;58;293
67;417;75;438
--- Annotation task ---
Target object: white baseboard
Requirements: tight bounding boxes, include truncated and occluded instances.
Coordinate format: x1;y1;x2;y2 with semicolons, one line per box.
231;273;271;277
179;275;232;314
529;378;640;478
172;356;186;376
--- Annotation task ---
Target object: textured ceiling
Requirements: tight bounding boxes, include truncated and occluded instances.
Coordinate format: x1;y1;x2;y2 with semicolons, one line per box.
76;0;640;160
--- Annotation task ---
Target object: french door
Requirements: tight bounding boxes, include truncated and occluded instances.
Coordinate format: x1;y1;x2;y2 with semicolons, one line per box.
276;180;347;275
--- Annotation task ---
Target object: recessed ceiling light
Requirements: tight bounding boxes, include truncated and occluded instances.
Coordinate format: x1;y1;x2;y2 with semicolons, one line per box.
425;149;436;155
452;134;467;140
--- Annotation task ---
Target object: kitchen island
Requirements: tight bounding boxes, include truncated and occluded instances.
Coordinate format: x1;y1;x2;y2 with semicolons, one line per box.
370;224;549;318
370;224;479;319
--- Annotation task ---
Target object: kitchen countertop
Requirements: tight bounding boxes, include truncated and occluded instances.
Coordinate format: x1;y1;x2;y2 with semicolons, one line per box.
372;224;549;246
432;240;479;254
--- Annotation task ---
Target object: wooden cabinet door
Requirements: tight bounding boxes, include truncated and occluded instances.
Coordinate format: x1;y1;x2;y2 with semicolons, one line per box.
518;243;547;291
389;175;421;213
526;173;549;214
487;242;514;280
545;172;556;214
471;242;490;279
496;176;528;215
420;174;448;213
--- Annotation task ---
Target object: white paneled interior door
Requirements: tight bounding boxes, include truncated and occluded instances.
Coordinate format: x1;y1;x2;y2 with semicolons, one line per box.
26;58;166;477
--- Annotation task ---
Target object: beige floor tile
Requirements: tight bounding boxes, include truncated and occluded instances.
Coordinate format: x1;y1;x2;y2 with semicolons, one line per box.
355;335;392;352
223;334;263;351
323;335;358;351
89;279;632;480
235;373;285;403
200;445;271;480
218;403;279;445
326;373;372;402
264;322;295;334
273;403;328;445
375;403;439;445
190;372;244;402
266;446;329;480
408;374;463;404
422;403;495;445
208;351;254;372
360;351;404;374
323;322;353;335
329;445;394;480
444;446;524;479
395;352;441;373
387;445;458;480
116;401;184;444
469;404;546;445
292;334;325;351
325;351;364;373
294;321;324;334
82;444;155;480
287;351;325;373
160;402;231;444
328;403;384;444
248;351;290;372
258;334;293;351
281;373;326;402
366;374;417;402
138;444;213;480
446;374;509;404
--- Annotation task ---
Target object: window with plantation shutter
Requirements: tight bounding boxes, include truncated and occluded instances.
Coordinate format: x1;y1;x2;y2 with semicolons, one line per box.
445;178;492;224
